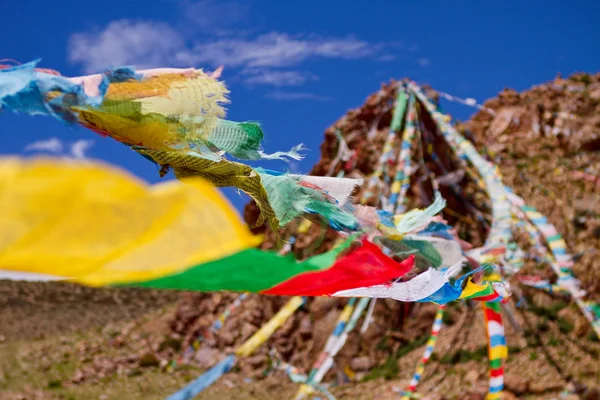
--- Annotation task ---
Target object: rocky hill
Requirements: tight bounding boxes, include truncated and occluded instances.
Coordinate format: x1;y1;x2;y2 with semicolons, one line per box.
1;73;599;400
158;73;600;398
465;72;600;299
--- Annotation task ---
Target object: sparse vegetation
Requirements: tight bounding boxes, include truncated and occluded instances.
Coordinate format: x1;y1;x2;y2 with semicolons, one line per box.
363;334;429;382
557;317;574;333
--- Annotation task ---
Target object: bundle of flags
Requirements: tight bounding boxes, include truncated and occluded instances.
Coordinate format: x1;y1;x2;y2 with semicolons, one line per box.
0;60;504;304
11;59;590;400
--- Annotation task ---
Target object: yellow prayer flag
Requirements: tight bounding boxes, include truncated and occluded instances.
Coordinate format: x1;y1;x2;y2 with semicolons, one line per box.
0;157;259;285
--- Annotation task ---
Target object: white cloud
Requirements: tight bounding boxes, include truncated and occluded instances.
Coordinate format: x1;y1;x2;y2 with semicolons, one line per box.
69;20;184;73
70;140;95;159
24;138;94;158
24;138;63;153
69;22;379;75
67;18;416;87
176;32;378;68
265;91;333;101
242;69;317;87
418;57;431;67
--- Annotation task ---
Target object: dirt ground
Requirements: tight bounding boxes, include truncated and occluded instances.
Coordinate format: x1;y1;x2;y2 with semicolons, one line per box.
1;281;599;400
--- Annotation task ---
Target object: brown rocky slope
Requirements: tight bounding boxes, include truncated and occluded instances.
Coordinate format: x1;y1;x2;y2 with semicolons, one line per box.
1;73;599;400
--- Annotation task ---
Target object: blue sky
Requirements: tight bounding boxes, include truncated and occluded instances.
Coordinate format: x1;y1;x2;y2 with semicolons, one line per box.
2;0;599;210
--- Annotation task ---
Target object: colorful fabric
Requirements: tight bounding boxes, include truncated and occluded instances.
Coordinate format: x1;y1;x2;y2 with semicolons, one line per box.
410;83;512;399
177;293;249;366
0;157;259;284
459;279;495;300
261;239;414;296
269;352;336;400
1;61;310;204
504;188;599;338
327;130;354;176
269;349;309;384
0;66;529;400
377;235;464;269
517;277;570;295
256;169;359;230
0;60;107;122
437;90;496;115
236;296;305;357
168;296;304;399
136;150;361;234
0;157;418;297
332;263;462;302
294;299;356;399
410;83;513;263
390;86;409;133
298;175;363;207
166;355;236;400
206;119;306;161
128;237;413;295
73;69;228;157
2;62;231;156
362;88;408;204
184;294;248;361
482;302;507;400
70;64;300;162
388;95;417;213
417;266;495;305
520;205;599;338
311;298;370;382
133;147;280;233
400;306;445;400
394;191;446;235
294;298;371;400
